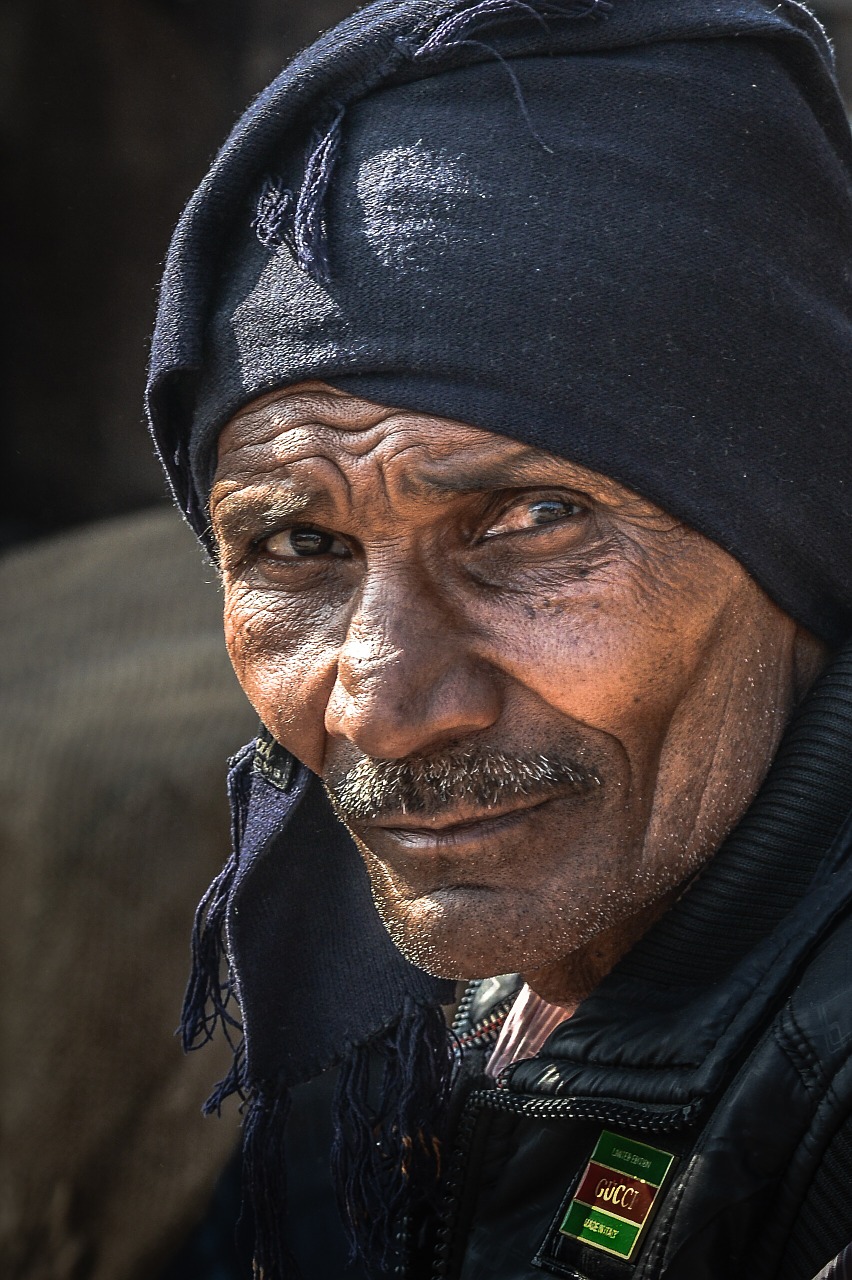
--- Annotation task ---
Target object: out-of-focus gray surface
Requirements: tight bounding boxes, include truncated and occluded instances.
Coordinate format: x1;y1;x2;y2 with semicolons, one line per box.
0;509;257;1280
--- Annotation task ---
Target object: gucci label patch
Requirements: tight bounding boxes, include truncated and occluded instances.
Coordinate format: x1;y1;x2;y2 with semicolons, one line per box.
558;1129;675;1261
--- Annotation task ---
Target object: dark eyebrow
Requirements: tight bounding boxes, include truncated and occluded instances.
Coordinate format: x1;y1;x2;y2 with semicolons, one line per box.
401;448;565;499
211;487;326;542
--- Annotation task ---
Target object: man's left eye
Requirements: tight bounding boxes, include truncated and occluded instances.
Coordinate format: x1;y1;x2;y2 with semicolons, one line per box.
261;526;349;559
483;496;586;538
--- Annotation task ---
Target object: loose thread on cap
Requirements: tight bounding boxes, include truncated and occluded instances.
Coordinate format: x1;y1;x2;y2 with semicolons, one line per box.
253;178;295;249
461;37;559;152
294;106;346;281
413;0;612;154
253;0;611;281
413;0;611;57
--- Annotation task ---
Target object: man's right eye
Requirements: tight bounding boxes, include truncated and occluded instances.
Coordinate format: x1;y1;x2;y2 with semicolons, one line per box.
261;526;349;559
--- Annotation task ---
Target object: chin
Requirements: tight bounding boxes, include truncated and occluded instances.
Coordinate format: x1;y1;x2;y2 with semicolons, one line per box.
371;883;577;981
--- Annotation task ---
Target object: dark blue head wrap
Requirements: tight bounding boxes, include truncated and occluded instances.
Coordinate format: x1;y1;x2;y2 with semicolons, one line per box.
147;1;852;1274
149;0;852;643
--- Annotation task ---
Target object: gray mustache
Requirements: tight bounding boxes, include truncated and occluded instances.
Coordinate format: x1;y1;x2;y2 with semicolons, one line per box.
324;747;602;822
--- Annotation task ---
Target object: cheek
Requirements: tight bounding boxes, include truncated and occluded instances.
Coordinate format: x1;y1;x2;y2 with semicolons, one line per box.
477;594;696;767
223;582;339;771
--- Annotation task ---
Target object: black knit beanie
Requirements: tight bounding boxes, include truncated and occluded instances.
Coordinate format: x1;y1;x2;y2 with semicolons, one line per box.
149;0;852;644
147;1;852;1275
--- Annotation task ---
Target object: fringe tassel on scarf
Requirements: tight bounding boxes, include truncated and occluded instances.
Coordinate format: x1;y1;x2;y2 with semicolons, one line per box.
243;1087;299;1279
179;752;251;1105
220;1001;455;1280
331;998;457;1274
180;849;239;1052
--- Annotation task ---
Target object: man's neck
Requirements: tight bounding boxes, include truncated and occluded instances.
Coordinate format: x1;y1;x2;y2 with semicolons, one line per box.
522;889;682;1009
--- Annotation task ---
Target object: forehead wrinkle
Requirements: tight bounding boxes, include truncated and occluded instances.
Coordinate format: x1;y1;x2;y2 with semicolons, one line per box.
362;434;529;501
220;436;357;499
223;390;668;520
224;385;400;453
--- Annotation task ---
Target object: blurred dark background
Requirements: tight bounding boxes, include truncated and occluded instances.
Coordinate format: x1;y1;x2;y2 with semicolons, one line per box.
2;0;850;549
1;0;361;547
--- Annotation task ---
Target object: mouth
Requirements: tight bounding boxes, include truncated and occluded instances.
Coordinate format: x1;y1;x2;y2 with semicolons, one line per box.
368;791;562;850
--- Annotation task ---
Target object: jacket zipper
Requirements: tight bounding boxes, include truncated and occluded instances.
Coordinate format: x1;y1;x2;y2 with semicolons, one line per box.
428;1088;697;1280
451;980;518;1052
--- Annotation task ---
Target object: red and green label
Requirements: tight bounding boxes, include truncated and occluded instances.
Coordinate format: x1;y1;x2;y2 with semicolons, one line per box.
558;1130;675;1261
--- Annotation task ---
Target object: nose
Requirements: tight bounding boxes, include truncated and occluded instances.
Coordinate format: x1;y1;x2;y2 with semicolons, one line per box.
324;572;502;760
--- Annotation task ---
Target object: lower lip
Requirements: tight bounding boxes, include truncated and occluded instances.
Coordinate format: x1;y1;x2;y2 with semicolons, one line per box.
379;795;556;850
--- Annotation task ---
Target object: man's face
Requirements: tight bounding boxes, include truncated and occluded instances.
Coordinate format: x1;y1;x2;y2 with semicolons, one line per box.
211;384;811;993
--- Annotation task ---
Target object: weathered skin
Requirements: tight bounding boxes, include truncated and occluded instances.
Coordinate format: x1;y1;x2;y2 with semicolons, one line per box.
211;382;826;1008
